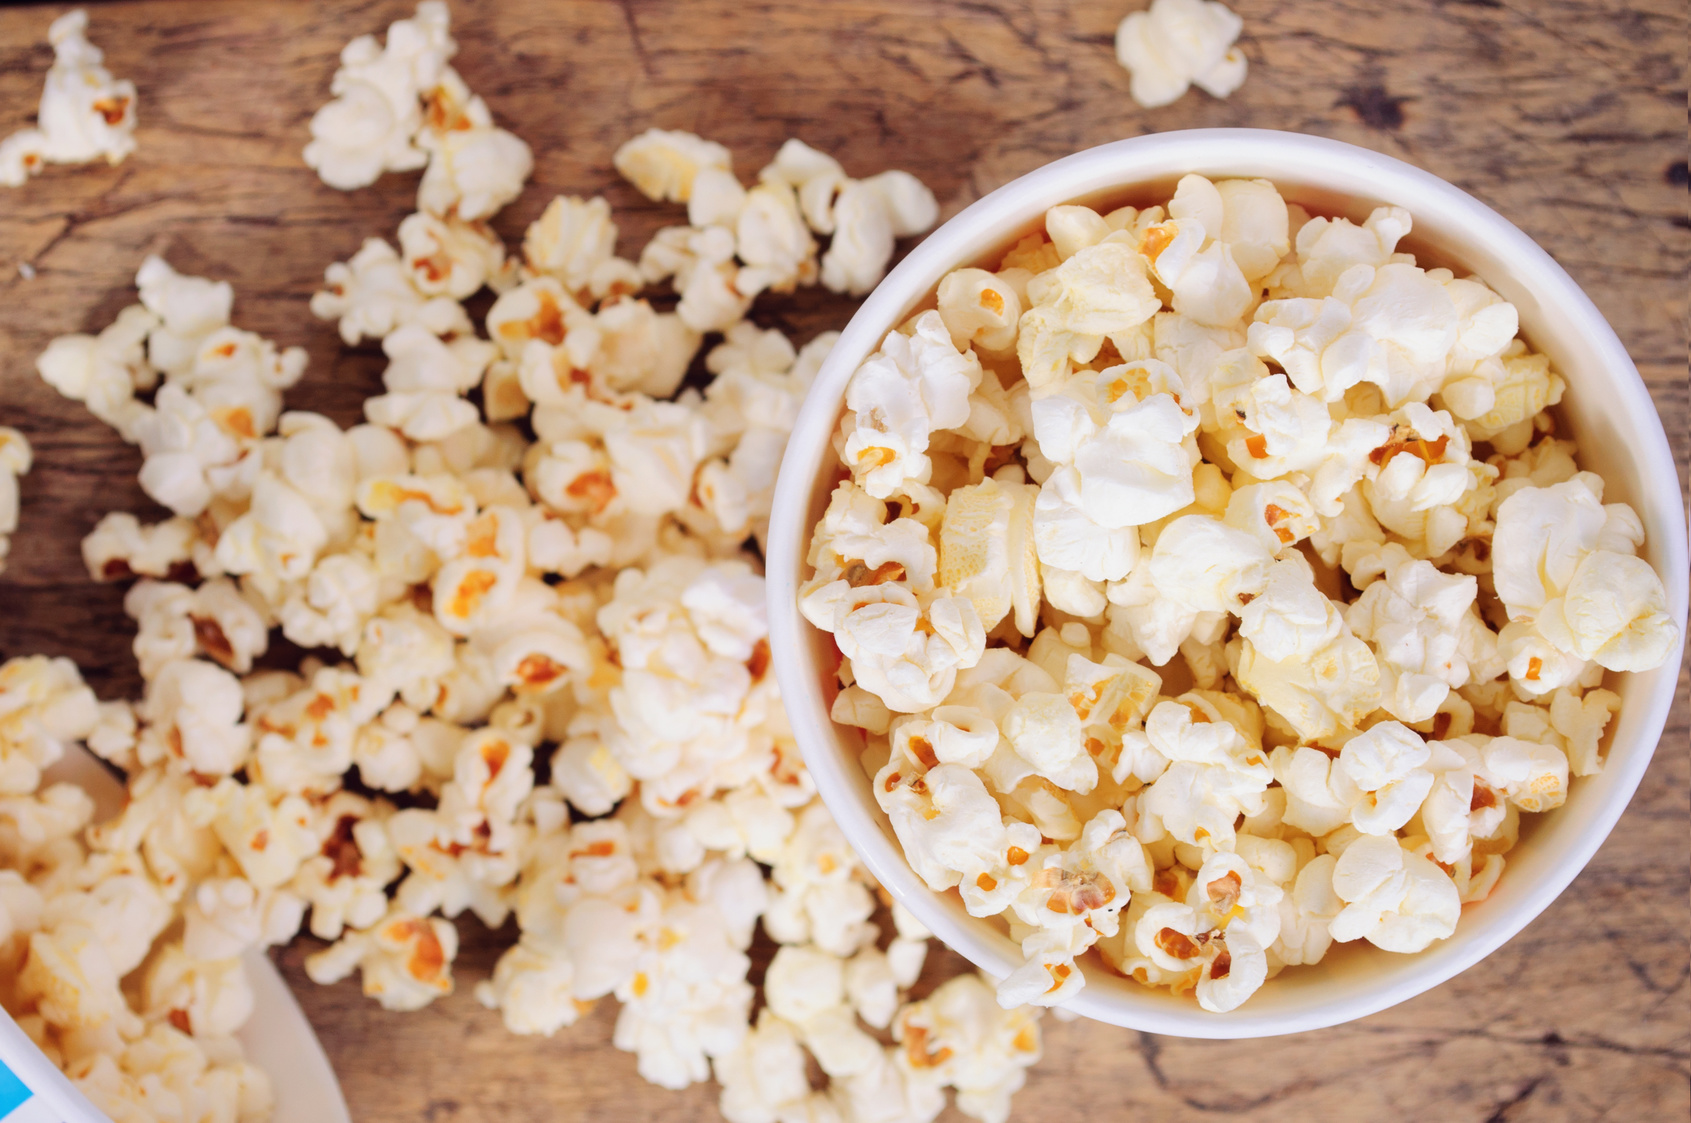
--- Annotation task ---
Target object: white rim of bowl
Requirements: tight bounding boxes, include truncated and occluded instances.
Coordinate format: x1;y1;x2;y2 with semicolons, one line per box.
767;128;1690;1038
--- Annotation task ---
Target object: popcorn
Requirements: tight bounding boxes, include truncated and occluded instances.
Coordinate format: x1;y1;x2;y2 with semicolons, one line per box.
523;195;633;299
938;268;1024;353
893;973;1042;1121
1549;686;1620;777
826;585;985;714
840;310;983;498
128;578;269;680
311;237;473;345
1474;734;1568;814
1017;243;1160;390
1334;722;1436;835
805;173;1674;1020
614;129;733;203
1329;834;1460;953
0;657;100;797
1114;0;1247;109
1135;699;1271;850
136;658;253;777
1146;179;1257;327
1251;262;1460;406
1493;480;1678;674
141;942;255;1036
364;322;496;442
764;944;880;1079
611;888;755;1089
1346;555;1481;723
414;69;534;221
34;305;158;441
820;172;940;295
1232;624;1381;742
19;921;140;1032
13;26;1677;1113
939;477;1041;635
181;877;304;961
1145;515;1272;615
1039;374;1199;532
398;211;507;301
304;906;458;1011
303;1;453;189
214;474;331;600
713;1010;814;1123
1457;346;1566;440
1128;849;1279;1012
639;224;754;333
1270;853;1342;968
0;428;31;573
0;9;138;188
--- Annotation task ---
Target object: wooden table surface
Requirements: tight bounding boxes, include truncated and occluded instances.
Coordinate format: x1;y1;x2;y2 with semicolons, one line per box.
1;2;1686;1120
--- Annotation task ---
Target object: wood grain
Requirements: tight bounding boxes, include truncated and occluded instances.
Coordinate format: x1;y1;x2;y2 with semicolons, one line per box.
1;1;1686;1120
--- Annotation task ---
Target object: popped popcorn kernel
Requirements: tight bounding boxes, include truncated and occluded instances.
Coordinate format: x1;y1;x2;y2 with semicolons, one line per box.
1115;0;1247;109
1;10;138;188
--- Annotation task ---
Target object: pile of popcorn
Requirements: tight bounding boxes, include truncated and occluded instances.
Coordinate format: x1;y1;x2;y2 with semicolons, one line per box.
2;4;1048;1121
0;9;138;188
802;174;1679;1013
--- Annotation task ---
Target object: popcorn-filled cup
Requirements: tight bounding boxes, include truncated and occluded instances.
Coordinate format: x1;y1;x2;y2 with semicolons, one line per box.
0;746;354;1122
766;129;1688;1038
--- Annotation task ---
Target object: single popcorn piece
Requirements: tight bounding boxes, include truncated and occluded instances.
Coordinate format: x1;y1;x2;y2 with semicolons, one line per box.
311;237;473;345
0;427;32;573
1;9;138;188
1329;834;1460;953
1346;554;1483;723
820;170;940;296
1127;850;1279;1012
1492;480;1678;676
33;304;158;442
414;68;534;221
939;477;1041;636
892;973;1042;1120
1115;0;1248;109
305;906;458;1011
840;310;983;498
0;656;100;796
304;0;455;189
1017;243;1161;390
614;128;733;203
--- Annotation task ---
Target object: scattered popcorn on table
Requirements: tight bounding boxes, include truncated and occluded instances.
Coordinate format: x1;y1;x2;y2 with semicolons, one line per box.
7;5;1041;1119
0;9;138;188
1115;0;1247;109
803;174;1678;1015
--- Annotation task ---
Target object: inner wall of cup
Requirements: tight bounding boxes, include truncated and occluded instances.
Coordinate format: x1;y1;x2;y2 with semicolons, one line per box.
794;153;1680;1028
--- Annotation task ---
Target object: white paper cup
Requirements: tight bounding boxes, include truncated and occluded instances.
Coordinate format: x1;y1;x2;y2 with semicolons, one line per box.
765;129;1689;1038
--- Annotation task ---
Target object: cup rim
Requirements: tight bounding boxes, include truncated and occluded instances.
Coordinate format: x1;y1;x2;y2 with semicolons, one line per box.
766;128;1690;1038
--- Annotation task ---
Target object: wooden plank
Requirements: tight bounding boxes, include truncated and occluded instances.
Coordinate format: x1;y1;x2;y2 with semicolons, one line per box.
0;2;1685;1120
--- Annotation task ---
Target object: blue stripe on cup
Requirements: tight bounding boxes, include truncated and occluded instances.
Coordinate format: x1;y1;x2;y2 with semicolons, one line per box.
0;1058;30;1118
